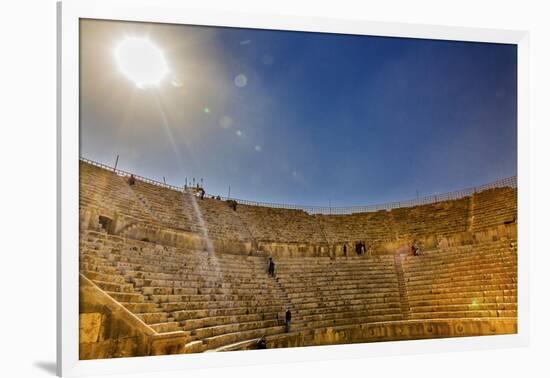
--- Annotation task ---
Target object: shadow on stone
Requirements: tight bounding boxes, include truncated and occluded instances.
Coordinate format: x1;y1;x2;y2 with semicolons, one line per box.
34;361;56;375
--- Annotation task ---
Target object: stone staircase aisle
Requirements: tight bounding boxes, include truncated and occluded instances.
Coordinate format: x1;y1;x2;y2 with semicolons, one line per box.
394;254;411;320
273;275;304;331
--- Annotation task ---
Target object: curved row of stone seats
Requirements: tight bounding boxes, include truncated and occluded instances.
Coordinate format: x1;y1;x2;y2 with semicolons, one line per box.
317;211;393;243
389;198;470;238
401;238;517;320
471;187;517;231
194;196;253;241
318;198;471;244
81;160;517;246
236;204;326;243
274;255;403;331
80;230;289;349
80;161;158;225
82;160;253;242
124;178;200;232
80;235;178;333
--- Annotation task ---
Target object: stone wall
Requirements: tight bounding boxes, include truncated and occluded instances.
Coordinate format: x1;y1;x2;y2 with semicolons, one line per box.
79;274;187;360
264;318;517;349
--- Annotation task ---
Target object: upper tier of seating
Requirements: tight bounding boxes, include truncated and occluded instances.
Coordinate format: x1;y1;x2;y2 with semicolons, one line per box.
471;187;517;232
237;205;327;243
80;161;517;246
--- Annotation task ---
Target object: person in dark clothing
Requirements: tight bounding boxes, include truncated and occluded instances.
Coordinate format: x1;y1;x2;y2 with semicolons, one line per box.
285;308;292;333
267;257;275;277
411;241;419;256
199;188;205;200
227;199;237;211
356;242;364;255
343;244;347;257
127;174;136;186
256;336;267;349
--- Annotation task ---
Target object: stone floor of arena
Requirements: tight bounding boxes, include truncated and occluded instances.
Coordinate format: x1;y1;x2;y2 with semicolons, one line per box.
78;160;517;359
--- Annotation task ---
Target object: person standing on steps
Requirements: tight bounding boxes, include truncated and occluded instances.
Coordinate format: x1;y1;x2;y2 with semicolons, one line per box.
127;174;135;186
285;307;292;333
256;335;267;349
411;240;420;256
267;257;275;277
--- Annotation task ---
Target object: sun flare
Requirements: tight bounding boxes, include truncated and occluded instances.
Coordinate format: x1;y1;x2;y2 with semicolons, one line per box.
114;37;169;88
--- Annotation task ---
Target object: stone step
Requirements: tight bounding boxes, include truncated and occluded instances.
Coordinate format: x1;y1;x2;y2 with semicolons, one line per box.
172;305;283;321
188;319;280;341
202;326;285;350
182;312;278;331
150;321;182;333
121;302;161;314
161;299;284;312
92;279;134;293
105;291;145;303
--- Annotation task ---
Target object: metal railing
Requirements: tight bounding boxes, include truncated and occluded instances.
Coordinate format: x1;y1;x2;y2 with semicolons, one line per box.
80;157;517;215
80;157;182;192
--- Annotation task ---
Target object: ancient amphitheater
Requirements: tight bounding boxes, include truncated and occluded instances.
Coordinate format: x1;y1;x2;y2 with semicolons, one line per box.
78;159;518;359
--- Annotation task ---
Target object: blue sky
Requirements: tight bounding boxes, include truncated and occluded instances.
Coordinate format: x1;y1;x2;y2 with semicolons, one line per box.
80;19;517;207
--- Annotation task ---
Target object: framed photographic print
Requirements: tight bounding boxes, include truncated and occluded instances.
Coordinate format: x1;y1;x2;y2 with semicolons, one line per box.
57;0;529;376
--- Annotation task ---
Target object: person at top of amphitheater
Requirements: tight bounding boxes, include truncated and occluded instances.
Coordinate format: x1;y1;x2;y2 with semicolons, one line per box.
127;174;135;186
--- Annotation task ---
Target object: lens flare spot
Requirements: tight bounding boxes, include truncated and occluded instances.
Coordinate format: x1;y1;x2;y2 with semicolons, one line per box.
203;107;210;114
254;145;262;152
234;74;248;88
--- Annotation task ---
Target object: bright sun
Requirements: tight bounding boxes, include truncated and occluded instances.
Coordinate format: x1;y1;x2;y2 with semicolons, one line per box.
114;37;169;88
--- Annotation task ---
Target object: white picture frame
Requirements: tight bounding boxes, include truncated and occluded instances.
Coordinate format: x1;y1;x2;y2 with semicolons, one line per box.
57;0;529;376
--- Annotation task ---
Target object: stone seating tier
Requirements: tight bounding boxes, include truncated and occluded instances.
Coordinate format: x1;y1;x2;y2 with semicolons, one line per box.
80;230;517;353
80;161;517;247
401;238;517;320
80;231;289;348
471;188;517;231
